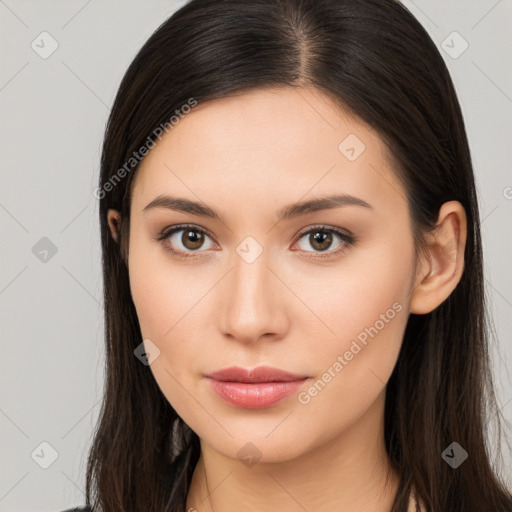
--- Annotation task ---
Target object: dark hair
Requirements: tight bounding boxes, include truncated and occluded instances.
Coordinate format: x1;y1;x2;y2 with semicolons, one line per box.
87;0;512;510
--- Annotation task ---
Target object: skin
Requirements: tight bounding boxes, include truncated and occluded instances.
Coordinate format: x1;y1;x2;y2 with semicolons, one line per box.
107;86;466;512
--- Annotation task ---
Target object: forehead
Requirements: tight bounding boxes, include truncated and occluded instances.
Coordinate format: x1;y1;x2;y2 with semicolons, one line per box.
130;86;405;217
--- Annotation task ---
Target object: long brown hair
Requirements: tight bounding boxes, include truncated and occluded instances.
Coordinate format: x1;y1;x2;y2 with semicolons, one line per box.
87;0;512;510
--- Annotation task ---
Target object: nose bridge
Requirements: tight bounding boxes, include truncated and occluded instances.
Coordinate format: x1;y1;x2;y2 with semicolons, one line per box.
219;237;286;342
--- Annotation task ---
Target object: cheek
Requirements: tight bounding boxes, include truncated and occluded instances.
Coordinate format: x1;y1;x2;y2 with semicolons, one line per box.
128;241;203;413
295;302;407;451
288;235;413;347
128;232;180;370
128;228;194;338
127;232;211;381
289;239;413;413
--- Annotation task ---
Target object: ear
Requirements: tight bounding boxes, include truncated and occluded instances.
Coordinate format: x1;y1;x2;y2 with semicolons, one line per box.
107;209;121;243
409;201;467;315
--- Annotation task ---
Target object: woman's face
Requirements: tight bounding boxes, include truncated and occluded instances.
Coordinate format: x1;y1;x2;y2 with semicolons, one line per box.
125;86;419;462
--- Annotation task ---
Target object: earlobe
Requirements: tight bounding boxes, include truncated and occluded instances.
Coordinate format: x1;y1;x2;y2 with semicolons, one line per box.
107;209;121;243
409;201;467;315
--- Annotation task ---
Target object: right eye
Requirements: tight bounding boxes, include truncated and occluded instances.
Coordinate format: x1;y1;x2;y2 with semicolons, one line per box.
156;224;217;258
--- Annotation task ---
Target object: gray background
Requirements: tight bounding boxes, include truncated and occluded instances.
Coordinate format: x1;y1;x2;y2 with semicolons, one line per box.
1;1;511;510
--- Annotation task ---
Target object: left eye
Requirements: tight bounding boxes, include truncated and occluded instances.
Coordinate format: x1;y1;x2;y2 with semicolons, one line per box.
294;226;354;255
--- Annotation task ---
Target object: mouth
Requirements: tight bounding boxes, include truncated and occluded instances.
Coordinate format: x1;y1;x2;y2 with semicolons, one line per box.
204;365;310;409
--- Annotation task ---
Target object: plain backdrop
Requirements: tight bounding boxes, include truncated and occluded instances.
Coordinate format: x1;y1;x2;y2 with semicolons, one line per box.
1;1;511;510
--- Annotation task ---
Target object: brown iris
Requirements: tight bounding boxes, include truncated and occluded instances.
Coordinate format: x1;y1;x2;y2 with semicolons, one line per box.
182;229;205;250
309;230;333;252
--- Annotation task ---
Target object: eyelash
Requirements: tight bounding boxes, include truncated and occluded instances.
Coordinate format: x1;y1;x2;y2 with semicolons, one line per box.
155;223;357;260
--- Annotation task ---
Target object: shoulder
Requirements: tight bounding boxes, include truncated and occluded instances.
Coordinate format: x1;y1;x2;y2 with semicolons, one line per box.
60;508;91;512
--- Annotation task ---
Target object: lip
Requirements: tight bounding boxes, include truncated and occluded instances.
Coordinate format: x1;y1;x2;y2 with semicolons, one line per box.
205;366;310;409
205;365;309;383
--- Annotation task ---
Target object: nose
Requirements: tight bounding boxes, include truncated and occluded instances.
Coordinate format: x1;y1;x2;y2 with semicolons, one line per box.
218;247;290;345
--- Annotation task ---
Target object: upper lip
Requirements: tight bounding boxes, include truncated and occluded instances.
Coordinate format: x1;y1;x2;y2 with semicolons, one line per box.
205;366;309;383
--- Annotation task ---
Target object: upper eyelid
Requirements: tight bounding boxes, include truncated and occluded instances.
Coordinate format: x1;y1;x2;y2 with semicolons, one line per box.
160;223;215;241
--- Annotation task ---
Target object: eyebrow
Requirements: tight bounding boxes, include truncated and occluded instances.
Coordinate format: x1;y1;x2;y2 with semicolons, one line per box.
143;193;373;221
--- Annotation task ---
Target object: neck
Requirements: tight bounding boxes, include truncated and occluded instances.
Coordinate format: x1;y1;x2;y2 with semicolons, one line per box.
185;389;400;512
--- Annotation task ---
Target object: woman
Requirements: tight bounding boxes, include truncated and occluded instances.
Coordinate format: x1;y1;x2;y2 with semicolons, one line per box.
66;0;512;510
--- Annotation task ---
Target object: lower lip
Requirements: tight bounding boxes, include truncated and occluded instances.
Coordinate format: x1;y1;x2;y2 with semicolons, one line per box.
206;378;309;409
